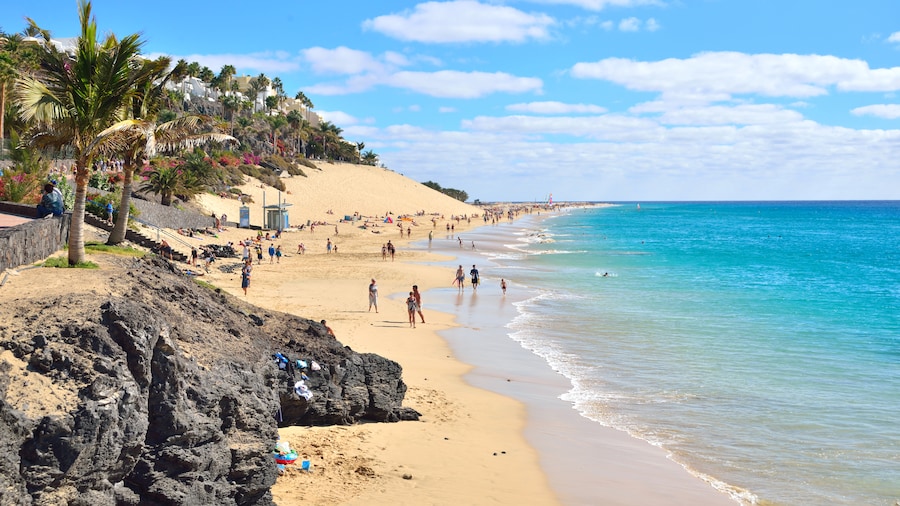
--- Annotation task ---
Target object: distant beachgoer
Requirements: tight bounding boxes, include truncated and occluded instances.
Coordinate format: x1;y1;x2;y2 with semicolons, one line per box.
387;240;395;261
458;237;463;248
413;285;425;323
320;320;335;338
191;247;198;266
454;265;465;292
327;238;333;253
406;292;418;328
381;244;387;261
470;265;480;290
406;227;411;238
471;241;476;250
106;201;114;225
428;230;433;243
297;243;305;254
256;245;263;263
368;279;379;313
501;278;507;294
268;243;276;263
241;259;252;295
159;240;173;260
276;245;282;263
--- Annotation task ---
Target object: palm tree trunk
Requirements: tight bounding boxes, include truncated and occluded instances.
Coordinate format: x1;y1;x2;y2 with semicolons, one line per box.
68;160;89;265
107;157;136;245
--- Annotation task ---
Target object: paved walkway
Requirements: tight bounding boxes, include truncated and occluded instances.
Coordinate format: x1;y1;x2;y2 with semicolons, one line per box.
0;212;32;228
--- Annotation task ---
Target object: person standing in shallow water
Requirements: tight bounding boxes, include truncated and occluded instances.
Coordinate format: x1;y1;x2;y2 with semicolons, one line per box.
454;265;465;292
470;264;480;290
368;278;379;313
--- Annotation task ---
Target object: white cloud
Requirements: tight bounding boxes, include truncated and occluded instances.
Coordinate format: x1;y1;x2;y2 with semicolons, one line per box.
301;46;391;75
506;101;607;114
317;110;361;126
571;52;900;102
386;70;543;98
527;0;664;11
653;104;806;126
306;68;542;98
851;104;900;119
645;18;660;32
888;32;900;43
362;112;900;201
362;0;555;43
439;106;457;113
619;17;641;32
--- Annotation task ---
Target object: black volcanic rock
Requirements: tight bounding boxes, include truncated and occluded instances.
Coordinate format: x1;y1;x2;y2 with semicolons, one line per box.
0;256;419;504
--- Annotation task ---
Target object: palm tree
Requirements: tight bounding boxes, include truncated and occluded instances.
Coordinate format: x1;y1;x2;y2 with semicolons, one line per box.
15;0;151;265
1;31;40;156
271;77;285;109
0;50;16;155
218;64;235;93
362;149;378;166
265;113;287;155
247;73;269;113
99;56;236;245
317;121;342;160
285;109;307;155
355;141;365;164
294;90;314;122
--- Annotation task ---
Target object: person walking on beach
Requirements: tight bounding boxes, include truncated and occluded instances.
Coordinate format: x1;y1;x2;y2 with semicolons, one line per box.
501;278;507;295
327;238;333;253
412;285;425;323
275;245;282;263
454;265;465;292
406;291;418;328
381;244;387;260
241;259;252;296
268;243;276;264
387;240;395;261
470;265;480;290
368;278;379;313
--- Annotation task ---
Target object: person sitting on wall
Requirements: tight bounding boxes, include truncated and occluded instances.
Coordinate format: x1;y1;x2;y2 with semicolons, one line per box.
36;183;63;218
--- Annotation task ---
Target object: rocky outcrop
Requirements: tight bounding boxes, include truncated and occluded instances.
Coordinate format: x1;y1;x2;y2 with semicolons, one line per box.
0;256;419;504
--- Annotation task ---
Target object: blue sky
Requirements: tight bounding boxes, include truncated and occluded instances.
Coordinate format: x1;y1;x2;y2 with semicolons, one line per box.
3;0;900;201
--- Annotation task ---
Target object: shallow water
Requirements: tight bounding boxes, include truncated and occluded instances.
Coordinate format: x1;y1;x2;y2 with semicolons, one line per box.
418;202;900;506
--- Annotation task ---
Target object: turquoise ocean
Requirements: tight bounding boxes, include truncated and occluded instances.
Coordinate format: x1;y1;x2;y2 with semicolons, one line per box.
422;202;900;506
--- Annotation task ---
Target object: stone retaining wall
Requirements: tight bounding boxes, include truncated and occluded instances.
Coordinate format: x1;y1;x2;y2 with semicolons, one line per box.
0;202;71;272
127;196;217;230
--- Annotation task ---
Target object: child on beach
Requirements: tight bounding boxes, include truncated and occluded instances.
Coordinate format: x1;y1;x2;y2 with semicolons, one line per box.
406;292;418;328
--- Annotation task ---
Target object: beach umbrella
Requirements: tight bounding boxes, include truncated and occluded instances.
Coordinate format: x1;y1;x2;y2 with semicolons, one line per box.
384;217;393;223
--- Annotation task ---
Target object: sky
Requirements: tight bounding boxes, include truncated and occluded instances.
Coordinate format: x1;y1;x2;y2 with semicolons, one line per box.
2;0;900;202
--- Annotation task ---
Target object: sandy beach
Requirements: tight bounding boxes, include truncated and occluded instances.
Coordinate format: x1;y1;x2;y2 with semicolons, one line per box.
3;161;737;505
182;162;736;505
